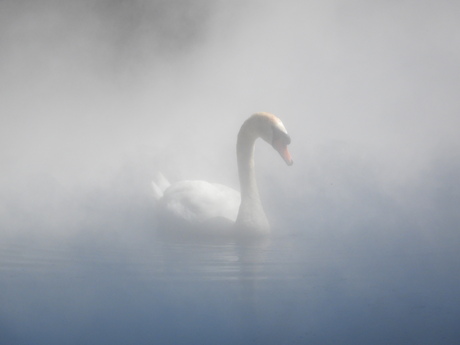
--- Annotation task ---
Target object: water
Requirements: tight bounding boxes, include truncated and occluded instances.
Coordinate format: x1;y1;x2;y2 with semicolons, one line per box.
1;222;459;345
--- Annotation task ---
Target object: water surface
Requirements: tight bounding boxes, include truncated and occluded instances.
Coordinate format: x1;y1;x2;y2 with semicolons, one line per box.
1;223;459;345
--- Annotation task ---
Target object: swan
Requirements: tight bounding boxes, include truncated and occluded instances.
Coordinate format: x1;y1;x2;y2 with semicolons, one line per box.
152;112;293;237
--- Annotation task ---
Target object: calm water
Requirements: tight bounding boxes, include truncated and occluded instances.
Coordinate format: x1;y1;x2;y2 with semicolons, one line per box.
1;223;459;345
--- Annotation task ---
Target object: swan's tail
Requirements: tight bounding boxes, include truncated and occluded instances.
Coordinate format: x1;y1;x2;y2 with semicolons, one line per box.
151;172;170;201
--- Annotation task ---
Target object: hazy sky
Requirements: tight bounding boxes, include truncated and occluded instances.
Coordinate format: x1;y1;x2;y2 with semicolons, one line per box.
1;0;459;238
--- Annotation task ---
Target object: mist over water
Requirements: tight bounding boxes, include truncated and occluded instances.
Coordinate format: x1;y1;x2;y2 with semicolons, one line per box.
1;1;460;344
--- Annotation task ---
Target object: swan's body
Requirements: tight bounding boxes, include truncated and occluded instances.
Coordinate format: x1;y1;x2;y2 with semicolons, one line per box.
153;112;292;237
158;180;240;225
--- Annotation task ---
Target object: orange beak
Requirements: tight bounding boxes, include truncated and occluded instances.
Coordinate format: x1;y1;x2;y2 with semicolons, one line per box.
273;138;293;166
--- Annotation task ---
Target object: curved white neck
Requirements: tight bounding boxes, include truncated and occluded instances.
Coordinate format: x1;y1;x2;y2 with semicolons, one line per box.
235;125;269;233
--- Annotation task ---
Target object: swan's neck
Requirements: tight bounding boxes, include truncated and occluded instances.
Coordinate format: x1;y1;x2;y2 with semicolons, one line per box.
235;128;269;233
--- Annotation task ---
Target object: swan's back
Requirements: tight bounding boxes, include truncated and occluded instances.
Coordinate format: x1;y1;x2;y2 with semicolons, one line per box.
158;180;240;227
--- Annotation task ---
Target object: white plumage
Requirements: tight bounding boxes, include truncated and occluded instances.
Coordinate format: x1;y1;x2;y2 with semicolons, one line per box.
152;112;293;237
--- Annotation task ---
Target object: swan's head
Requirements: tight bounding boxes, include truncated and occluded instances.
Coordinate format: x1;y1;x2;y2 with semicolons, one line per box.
250;112;293;166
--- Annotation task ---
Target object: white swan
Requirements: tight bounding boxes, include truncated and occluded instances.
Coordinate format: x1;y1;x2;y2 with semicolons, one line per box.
152;112;293;237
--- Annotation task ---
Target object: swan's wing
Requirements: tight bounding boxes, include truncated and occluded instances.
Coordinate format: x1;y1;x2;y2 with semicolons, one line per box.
151;182;163;201
151;172;171;200
159;180;240;224
155;172;170;191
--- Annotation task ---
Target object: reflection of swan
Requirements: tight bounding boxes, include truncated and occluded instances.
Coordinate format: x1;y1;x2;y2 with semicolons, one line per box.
152;112;293;237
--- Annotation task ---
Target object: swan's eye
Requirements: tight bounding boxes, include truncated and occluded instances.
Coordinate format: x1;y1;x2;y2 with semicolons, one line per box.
272;127;291;146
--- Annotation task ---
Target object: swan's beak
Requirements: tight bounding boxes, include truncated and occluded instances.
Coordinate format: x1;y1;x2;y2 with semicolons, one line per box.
273;138;293;166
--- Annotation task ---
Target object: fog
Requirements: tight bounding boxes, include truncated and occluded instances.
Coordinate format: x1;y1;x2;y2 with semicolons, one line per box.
2;0;458;234
1;0;460;344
